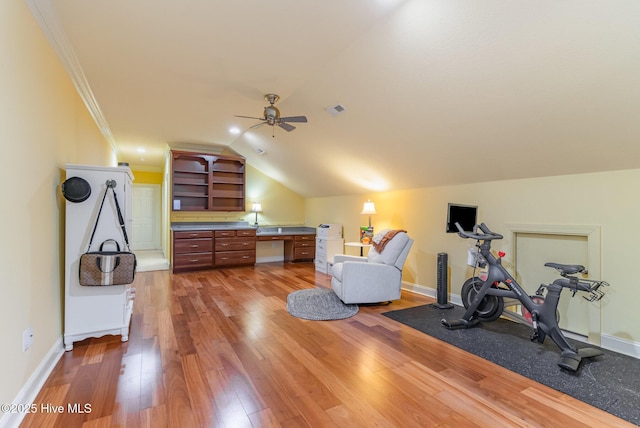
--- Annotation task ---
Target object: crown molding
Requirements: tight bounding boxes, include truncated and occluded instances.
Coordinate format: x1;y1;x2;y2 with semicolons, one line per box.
24;0;118;156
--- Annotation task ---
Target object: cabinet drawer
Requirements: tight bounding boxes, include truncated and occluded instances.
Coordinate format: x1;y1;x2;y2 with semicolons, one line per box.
294;247;315;259
257;235;294;241
236;229;256;237
295;234;315;242
174;230;213;239
295;240;315;248
215;238;256;251
174;238;212;254
215;250;255;266
215;230;236;238
174;253;213;269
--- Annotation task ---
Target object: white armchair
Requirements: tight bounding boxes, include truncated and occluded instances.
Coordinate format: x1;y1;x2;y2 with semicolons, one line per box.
331;232;413;304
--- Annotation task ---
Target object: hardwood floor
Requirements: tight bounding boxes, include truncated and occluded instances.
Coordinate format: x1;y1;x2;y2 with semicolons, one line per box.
21;263;633;427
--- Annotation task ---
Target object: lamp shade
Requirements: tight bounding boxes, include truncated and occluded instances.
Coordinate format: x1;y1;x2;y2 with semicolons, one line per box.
251;202;263;213
360;200;376;215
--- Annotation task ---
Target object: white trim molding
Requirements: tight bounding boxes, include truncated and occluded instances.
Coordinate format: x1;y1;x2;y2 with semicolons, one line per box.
506;223;602;346
0;337;64;428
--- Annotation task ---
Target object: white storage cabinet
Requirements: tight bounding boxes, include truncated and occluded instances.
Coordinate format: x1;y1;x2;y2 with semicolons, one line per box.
315;224;344;274
63;164;135;351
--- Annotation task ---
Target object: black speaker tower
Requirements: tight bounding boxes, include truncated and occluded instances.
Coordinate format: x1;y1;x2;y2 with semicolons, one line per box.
431;252;453;309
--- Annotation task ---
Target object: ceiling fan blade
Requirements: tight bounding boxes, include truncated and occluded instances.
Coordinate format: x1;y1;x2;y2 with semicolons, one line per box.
278;122;296;132
249;122;268;130
280;116;308;123
235;115;265;120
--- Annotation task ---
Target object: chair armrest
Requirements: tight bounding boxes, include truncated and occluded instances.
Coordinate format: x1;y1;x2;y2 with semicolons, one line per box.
341;261;400;283
333;254;367;264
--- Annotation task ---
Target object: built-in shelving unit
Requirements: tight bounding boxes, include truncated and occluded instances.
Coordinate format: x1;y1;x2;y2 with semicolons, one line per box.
171;150;245;212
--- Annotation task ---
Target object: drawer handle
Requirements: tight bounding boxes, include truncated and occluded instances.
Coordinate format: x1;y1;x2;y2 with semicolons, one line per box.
189;244;198;248
189;234;198;237
220;257;229;260
189;259;199;263
243;242;248;246
221;243;229;247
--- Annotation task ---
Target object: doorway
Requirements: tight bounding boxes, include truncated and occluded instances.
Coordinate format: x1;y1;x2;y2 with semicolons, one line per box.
131;184;161;250
131;184;168;271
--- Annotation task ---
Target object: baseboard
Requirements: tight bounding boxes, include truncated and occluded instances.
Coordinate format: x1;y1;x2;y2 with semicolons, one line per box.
256;256;284;263
401;283;640;359
401;282;462;306
601;333;640;359
0;337;64;428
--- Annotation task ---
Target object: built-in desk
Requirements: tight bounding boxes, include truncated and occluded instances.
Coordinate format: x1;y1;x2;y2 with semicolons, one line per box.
257;234;315;261
171;222;315;272
256;226;316;262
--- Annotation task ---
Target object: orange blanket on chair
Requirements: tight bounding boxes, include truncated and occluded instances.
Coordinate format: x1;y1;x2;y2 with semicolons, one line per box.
372;229;407;253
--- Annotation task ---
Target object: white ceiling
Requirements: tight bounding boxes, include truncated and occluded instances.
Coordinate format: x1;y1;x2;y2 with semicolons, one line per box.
38;0;640;197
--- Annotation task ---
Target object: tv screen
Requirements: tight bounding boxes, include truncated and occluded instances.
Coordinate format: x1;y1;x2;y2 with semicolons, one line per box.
446;203;477;233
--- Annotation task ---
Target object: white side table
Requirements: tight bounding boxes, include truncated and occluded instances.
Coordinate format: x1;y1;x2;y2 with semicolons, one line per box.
345;241;372;257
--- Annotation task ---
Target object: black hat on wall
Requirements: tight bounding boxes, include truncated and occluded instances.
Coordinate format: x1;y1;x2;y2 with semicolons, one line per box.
61;176;91;203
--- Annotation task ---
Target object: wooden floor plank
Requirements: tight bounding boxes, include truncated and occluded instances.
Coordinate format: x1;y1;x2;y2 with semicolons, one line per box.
20;262;635;427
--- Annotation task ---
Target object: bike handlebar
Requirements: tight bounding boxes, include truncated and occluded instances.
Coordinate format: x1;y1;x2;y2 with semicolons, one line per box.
455;222;504;241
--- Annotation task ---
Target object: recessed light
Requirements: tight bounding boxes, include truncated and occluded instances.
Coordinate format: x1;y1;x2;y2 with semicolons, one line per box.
136;147;146;153
229;127;241;135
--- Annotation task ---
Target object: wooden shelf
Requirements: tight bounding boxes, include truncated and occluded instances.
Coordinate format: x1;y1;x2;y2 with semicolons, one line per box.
171;150;246;212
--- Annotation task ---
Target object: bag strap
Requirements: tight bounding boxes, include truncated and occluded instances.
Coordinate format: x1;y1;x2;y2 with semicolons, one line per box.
111;186;131;251
86;183;111;252
86;180;130;252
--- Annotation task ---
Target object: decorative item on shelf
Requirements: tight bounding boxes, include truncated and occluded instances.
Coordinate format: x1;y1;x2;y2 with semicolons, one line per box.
360;199;376;243
251;202;263;227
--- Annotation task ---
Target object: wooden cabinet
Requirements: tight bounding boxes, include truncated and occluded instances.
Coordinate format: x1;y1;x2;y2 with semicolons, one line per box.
171;228;315;272
172;151;245;212
214;229;256;267
293;235;316;261
173;230;214;271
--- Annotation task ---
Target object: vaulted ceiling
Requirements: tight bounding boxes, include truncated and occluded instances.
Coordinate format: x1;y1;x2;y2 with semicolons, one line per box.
33;0;640;197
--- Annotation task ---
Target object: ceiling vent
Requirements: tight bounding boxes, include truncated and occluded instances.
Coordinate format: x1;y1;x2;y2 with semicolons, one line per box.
326;103;347;117
255;148;266;155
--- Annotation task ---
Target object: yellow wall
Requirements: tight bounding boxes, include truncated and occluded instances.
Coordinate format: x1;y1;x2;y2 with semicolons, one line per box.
0;0;114;409
306;169;640;347
171;164;306;226
131;170;163;185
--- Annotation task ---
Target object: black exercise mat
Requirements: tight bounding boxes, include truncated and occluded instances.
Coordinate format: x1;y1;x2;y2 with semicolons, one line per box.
382;304;640;425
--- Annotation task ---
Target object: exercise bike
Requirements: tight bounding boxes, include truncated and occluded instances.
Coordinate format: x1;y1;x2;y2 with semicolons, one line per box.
441;222;609;372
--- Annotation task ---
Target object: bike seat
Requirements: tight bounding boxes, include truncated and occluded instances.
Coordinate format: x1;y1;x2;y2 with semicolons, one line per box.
544;262;585;275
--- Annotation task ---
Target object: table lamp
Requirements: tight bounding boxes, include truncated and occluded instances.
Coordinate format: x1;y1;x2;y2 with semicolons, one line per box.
360;200;376;243
251;202;263;227
361;200;376;227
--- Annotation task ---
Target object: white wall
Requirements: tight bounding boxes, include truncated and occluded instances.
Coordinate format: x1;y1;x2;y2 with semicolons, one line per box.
306;169;640;355
0;0;114;416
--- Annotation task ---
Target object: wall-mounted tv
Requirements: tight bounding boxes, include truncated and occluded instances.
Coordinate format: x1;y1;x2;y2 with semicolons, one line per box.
446;203;478;233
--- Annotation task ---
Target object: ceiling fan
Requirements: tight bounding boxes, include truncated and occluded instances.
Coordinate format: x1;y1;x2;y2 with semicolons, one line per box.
235;94;308;135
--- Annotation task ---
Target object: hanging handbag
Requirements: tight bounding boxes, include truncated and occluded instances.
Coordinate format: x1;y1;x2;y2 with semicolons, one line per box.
79;180;137;286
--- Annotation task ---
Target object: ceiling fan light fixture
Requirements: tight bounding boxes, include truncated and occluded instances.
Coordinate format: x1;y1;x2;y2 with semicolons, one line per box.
235;93;308;135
